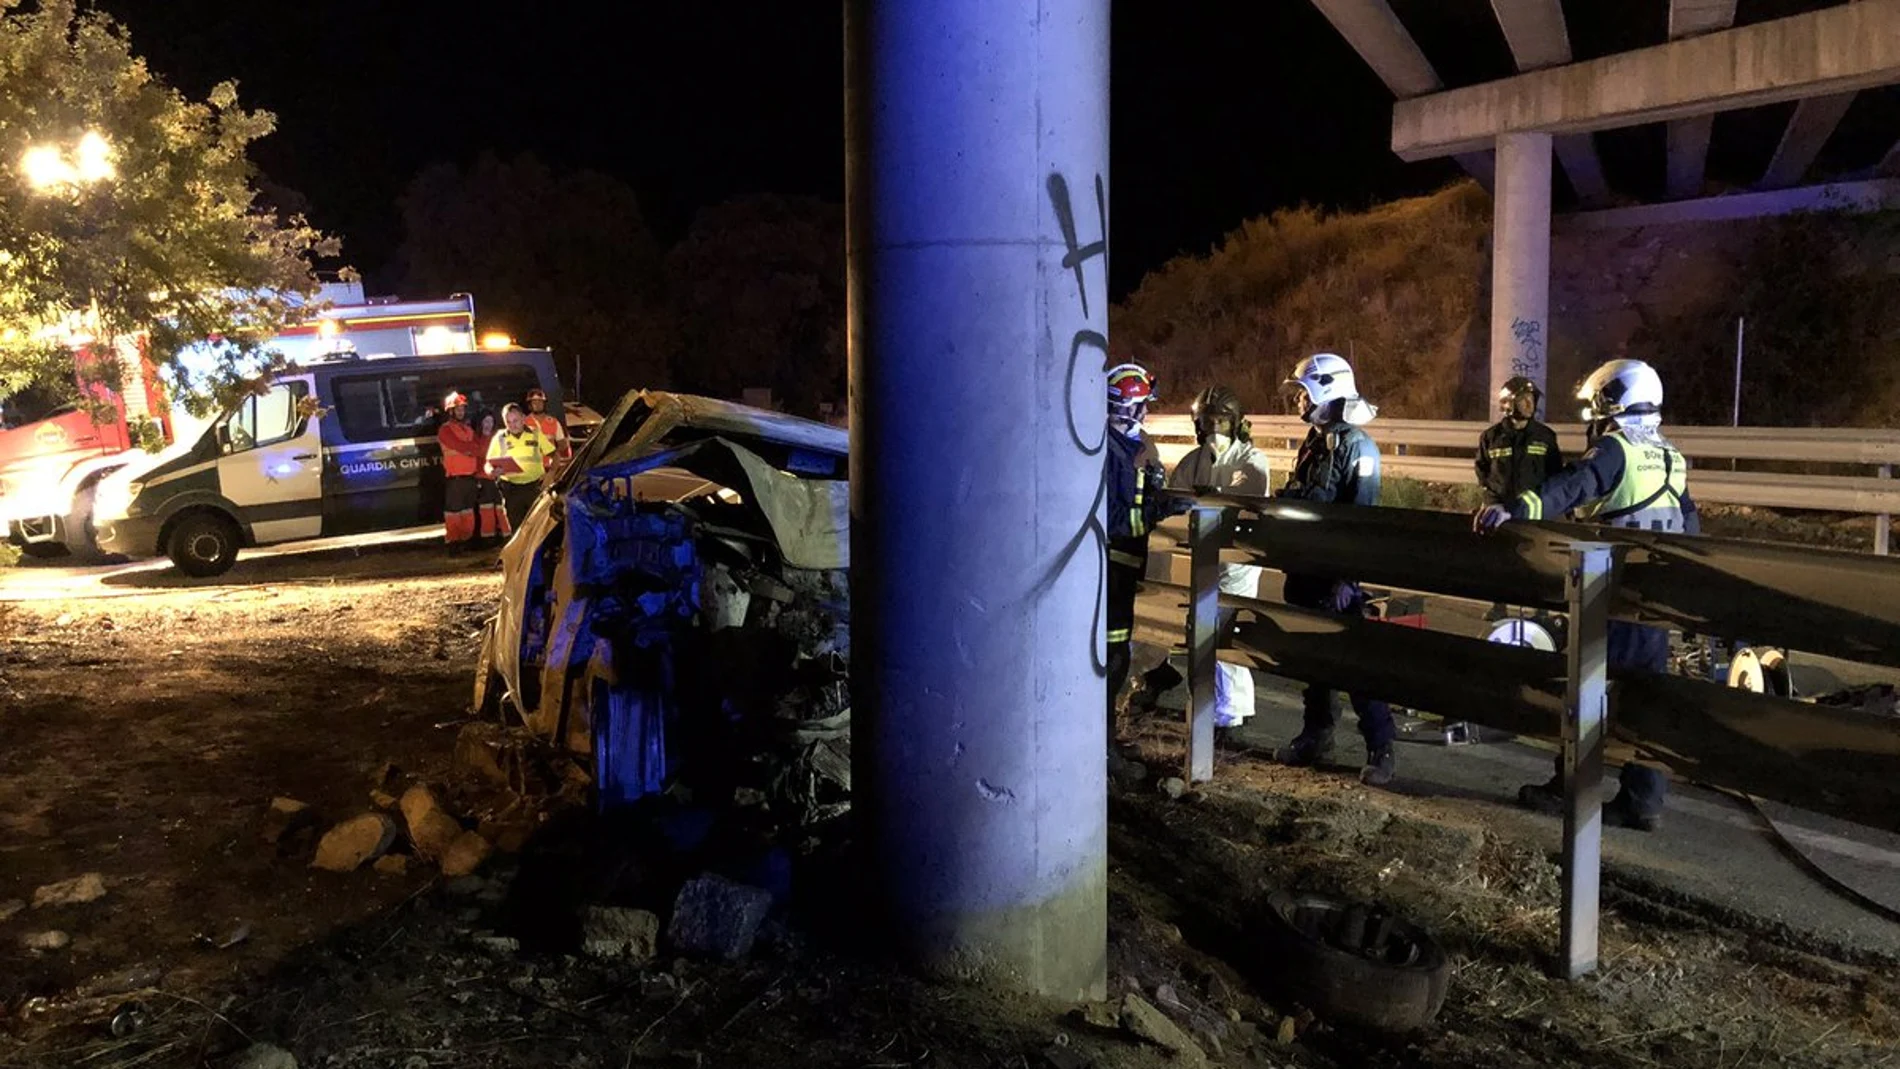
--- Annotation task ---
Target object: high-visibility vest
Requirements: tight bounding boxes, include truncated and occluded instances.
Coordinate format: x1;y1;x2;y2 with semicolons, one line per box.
1576;431;1688;533
527;411;569;458
488;426;552;485
438;420;481;478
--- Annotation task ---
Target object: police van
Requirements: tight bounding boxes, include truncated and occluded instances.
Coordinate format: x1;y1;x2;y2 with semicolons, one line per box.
95;348;562;576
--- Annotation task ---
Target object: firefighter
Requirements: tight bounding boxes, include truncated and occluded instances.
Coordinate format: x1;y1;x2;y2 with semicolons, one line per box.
1104;363;1171;752
473;409;511;544
524;388;571;474
1474;358;1696;831
1127;385;1271;728
487;403;556;530
436;392;481;548
1477;376;1564;619
1273;353;1399;787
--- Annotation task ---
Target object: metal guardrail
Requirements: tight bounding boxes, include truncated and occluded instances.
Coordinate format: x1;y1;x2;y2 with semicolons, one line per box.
1145;415;1900;552
1135;492;1900;980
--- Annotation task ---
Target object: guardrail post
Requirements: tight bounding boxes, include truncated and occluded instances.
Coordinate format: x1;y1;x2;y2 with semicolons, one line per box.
1878;465;1891;557
1185;505;1227;783
1560;542;1614;981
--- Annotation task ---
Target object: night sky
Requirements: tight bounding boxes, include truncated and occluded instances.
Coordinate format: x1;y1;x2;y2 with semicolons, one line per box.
96;1;1898;299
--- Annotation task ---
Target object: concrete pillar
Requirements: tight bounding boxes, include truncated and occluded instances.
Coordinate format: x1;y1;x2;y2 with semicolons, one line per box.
843;0;1109;998
1490;131;1553;412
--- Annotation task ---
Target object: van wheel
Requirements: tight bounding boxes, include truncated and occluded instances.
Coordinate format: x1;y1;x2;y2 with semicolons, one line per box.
167;512;240;577
61;484;103;561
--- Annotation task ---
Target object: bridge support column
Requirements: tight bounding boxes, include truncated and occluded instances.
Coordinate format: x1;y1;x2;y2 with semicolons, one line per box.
1490;131;1553;413
844;0;1110;998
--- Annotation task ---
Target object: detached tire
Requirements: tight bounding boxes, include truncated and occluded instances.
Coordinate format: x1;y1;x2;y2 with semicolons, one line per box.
167;511;240;577
1252;891;1450;1033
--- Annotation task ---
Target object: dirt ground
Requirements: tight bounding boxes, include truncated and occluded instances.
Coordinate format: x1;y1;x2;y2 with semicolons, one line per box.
2;540;1897;1069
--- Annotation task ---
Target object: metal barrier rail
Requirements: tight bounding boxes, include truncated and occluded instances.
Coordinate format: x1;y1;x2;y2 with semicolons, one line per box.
1144;415;1900;552
1139;492;1900;980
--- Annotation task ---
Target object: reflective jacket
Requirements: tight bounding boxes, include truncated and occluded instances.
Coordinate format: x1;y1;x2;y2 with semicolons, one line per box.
1509;426;1698;535
487;425;554;485
437;419;482;478
1476;418;1562;505
1279;424;1380;507
1277;423;1381;610
1106;428;1169;570
527;411;570;459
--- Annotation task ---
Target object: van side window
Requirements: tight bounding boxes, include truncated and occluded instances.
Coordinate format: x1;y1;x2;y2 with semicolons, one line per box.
332;378;388;441
223;382;308;454
331;365;544;442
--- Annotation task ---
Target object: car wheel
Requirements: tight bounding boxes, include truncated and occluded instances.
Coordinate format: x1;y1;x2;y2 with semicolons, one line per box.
1249;890;1451;1033
18;540;68;560
167;512;240;578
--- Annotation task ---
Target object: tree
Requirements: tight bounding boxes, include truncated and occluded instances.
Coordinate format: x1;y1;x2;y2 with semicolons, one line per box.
0;0;336;417
394;153;669;407
664;194;844;417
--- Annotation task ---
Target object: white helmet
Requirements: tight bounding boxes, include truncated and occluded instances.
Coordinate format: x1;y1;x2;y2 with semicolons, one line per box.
1576;359;1663;421
1286;352;1357;407
1285;352;1376;426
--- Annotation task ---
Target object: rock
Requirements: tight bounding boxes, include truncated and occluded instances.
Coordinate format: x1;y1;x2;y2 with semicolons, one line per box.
470;932;520;955
33;873;107;908
1120;994;1205;1063
1154;983;1186;1012
732;787;767;808
667;874;774;961
399;785;463;861
1275;1015;1298;1045
444;875;488;897
369;790;398;810
440;831;493;877
1159;777;1188;800
1072;1001;1121;1031
260;798;317;847
311;813;399;872
0;899;25;922
230;1042;298;1069
581;906;661;963
372;855;410;876
1042;1041;1090;1069
1107;753;1149;784
452;723;511;787
22;930;70;951
477;818;533;854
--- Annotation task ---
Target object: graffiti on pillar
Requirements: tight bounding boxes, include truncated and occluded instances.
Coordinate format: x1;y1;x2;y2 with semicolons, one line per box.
1049;173;1108;319
1045;171;1114;678
1510;316;1545;379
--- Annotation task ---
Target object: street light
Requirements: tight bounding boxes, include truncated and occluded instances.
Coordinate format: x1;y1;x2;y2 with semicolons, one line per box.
21;130;115;192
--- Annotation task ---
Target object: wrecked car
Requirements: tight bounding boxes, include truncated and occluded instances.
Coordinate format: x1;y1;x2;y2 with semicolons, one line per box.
475;391;849;824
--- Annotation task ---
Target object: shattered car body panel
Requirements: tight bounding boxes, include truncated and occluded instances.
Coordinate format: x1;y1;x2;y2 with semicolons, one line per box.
477;391;849;816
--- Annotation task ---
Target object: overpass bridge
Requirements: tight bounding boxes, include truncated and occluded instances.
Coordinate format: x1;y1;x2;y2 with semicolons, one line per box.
1309;0;1900;407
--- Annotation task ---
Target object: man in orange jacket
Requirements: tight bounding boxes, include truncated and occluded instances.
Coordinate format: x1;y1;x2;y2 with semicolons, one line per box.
524;388;570;476
436;392;482;547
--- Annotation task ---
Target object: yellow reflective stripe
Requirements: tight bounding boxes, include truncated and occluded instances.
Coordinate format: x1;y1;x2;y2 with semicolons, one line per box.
1129;510;1145;537
1515;491;1543;521
1526;443;1548;455
1486;447;1514;458
1107;628;1131;643
1109;549;1144;568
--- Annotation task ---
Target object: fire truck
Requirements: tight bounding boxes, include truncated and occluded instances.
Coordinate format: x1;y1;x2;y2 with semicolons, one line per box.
0;282;478;559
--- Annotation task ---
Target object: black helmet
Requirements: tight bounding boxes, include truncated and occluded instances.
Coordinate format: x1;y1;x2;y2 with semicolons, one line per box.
1498;375;1541;415
1191;385;1249;443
